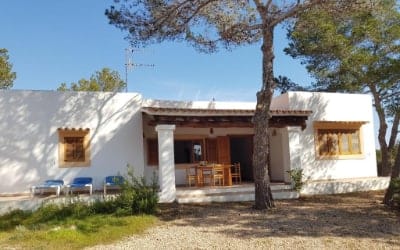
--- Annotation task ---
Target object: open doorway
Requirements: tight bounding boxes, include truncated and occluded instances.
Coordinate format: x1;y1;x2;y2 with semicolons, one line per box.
230;136;253;182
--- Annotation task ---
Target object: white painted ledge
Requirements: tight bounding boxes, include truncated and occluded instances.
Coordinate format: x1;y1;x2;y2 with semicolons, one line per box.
301;177;390;195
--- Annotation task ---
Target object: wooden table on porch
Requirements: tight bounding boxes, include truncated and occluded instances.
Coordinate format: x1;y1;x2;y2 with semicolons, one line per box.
190;164;232;187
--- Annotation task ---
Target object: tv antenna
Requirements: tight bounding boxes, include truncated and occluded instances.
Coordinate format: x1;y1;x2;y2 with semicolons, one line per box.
125;47;155;92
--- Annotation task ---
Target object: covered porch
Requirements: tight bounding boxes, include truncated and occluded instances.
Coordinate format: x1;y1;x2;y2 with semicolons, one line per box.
142;105;311;202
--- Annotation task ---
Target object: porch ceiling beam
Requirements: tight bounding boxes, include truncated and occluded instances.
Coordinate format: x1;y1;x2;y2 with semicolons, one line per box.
144;114;309;129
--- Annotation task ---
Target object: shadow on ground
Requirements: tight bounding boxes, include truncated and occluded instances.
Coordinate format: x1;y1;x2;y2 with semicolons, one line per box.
157;191;399;246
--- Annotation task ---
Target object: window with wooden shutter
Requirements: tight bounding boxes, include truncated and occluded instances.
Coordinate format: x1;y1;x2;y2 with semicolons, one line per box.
314;122;364;159
58;128;90;167
64;137;85;162
147;139;159;165
217;136;231;164
205;138;217;163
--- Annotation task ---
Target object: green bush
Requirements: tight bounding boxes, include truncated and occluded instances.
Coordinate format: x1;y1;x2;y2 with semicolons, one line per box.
26;203;69;225
71;202;94;219
287;169;304;191
115;165;159;215
91;199;119;214
0;209;32;231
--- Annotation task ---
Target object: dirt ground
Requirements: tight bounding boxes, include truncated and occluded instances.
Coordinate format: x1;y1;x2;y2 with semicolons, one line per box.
91;191;400;250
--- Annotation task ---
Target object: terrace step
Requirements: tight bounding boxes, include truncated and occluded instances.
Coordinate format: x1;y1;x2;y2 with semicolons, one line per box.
176;185;298;203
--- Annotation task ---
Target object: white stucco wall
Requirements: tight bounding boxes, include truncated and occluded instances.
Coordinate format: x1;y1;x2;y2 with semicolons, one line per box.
270;93;289;110
285;91;377;181
0;90;145;194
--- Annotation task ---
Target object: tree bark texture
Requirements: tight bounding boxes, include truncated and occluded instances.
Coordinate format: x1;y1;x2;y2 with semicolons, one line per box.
392;145;400;178
369;85;390;176
388;112;399;151
384;139;400;206
253;24;275;209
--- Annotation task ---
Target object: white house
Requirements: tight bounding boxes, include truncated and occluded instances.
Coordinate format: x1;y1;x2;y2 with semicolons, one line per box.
0;90;389;202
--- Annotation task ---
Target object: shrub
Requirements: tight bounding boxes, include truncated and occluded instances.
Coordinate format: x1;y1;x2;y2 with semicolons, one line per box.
287;169;304;192
26;204;66;224
91;199;119;214
0;209;32;230
115;165;159;215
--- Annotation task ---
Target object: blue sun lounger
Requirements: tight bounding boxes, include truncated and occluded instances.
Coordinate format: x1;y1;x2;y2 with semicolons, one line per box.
31;179;64;197
103;176;124;195
66;177;93;195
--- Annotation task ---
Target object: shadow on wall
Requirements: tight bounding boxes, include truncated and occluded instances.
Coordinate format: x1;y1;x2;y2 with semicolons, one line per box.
289;91;378;183
0;90;142;193
285;92;336;182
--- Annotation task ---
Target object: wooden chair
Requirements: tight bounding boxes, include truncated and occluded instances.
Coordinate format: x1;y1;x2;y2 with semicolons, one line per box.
186;166;198;187
231;162;242;184
201;165;214;186
212;164;225;186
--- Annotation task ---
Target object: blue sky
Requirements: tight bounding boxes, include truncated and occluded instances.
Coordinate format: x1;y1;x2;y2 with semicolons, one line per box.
1;0;313;102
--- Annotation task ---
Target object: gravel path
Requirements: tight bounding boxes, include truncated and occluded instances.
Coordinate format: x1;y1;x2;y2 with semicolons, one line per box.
88;192;400;250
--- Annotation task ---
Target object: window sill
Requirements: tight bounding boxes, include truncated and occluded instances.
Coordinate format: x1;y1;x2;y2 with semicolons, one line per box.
316;154;365;160
59;161;91;168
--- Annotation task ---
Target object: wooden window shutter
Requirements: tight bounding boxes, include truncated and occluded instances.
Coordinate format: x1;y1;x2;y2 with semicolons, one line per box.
74;137;85;161
64;138;74;161
217;136;231;164
58;128;90;167
64;137;85;162
206;138;217;163
147;139;159;165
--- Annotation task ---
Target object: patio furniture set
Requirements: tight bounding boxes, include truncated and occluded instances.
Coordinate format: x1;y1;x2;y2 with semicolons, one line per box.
186;162;242;187
31;176;124;197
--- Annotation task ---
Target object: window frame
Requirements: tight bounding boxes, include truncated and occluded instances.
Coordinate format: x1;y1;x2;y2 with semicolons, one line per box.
146;138;205;165
58;128;91;167
314;121;365;160
174;139;205;164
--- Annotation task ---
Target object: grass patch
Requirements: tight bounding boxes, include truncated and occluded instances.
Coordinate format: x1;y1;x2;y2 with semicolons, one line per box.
0;214;157;249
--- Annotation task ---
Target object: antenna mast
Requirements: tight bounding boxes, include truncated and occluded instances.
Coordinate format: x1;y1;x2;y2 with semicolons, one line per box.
125;48;154;92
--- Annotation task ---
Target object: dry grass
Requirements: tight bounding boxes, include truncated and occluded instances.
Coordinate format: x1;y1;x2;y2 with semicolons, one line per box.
154;191;400;249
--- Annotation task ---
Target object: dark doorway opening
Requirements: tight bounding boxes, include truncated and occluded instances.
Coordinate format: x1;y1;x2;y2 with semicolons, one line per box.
230;136;253;182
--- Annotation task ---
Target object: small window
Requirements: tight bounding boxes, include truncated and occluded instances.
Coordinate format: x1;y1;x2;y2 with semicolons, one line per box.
314;122;364;159
58;128;90;167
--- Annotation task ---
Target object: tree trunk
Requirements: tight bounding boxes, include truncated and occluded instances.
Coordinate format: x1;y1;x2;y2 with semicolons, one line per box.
253;24;275;210
383;145;400;206
369;85;390;176
392;144;400;178
388;112;399;151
